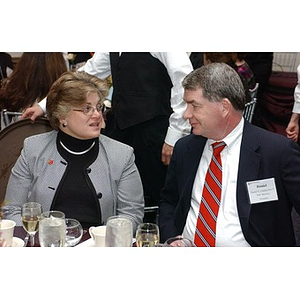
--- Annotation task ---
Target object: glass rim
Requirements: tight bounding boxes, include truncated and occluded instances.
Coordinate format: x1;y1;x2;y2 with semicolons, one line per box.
40;210;65;219
22;201;42;208
106;215;133;227
137;222;159;230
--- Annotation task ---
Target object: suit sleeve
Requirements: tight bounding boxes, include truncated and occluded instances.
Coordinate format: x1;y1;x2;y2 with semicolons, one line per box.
281;138;300;213
3;139;32;225
159;142;182;242
115;148;144;233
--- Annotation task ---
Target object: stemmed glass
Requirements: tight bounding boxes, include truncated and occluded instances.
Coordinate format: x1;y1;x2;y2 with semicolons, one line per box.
164;236;195;247
65;218;83;247
21;202;42;247
135;223;160;247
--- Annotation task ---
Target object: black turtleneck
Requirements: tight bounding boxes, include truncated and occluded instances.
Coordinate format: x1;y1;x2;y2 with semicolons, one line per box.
50;130;102;229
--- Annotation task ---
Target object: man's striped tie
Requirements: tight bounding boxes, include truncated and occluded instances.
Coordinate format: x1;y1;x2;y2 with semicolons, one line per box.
194;141;226;247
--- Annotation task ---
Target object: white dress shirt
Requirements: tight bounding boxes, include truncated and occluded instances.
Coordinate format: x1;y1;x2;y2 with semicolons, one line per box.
292;64;300;114
81;52;193;146
39;52;192;146
182;118;251;246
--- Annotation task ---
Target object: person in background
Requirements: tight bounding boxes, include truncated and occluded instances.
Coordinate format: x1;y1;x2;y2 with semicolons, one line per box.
235;52;256;90
67;52;94;71
0;52;14;79
21;52;193;222
203;52;256;102
189;52;203;69
244;53;273;127
286;64;300;142
0;52;67;128
3;71;144;232
159;63;300;246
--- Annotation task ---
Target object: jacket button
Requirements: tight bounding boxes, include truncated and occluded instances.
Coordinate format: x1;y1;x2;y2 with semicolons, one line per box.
97;192;102;199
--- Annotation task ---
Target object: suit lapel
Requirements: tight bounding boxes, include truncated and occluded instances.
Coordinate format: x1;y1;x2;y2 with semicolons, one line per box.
180;136;206;213
237;121;261;243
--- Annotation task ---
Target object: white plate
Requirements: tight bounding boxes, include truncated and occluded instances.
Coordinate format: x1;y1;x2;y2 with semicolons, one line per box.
11;237;25;247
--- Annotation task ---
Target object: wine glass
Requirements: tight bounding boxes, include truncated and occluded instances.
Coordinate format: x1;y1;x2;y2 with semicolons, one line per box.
39;211;66;247
65;218;83;247
21;202;42;247
135;223;160;247
164;236;195;247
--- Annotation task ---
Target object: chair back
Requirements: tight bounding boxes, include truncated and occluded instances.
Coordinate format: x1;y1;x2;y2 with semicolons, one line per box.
243;83;259;123
1;109;23;130
0;118;52;202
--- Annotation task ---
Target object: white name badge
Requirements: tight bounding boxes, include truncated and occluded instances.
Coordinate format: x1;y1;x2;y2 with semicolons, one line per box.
246;178;278;204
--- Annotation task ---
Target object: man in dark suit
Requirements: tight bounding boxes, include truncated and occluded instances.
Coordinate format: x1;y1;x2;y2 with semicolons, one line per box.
159;62;300;246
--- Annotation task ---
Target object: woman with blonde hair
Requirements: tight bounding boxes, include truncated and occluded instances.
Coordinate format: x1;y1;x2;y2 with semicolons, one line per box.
3;71;144;231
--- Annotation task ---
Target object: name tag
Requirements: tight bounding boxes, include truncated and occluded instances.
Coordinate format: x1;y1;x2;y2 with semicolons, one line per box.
246;178;278;204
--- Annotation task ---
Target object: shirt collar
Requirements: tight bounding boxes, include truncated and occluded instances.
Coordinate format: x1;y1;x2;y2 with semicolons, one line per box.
207;118;244;153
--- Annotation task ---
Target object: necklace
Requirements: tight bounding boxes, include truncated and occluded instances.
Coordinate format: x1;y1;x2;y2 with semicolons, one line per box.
60;140;95;155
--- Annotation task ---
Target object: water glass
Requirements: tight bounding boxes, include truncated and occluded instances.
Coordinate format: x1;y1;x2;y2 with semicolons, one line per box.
105;216;133;247
39;211;66;247
65;218;83;247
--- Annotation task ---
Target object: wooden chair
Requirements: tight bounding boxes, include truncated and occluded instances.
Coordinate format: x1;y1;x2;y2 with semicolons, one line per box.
0;118;52;202
243;83;259;123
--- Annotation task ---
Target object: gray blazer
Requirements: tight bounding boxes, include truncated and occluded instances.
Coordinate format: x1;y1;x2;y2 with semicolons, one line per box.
4;130;144;232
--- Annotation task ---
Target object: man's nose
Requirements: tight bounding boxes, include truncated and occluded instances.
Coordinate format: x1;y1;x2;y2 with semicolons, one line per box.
183;104;192;120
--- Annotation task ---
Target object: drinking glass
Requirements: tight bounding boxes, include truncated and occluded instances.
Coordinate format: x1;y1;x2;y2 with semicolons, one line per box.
21;202;42;247
164;236;195;247
105;216;133;247
65;218;83;247
39;211;66;247
135;223;160;247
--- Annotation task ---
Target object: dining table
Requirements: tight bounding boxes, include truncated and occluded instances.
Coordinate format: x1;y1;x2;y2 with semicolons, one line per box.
13;226;91;247
13;226;137;247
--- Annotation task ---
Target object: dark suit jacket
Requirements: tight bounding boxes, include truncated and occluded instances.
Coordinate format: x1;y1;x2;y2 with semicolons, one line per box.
159;121;300;246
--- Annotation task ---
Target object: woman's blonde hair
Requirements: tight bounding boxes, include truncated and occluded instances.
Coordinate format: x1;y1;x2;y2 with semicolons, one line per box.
46;71;109;129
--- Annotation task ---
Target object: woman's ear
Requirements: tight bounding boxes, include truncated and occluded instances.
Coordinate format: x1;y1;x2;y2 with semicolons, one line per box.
59;117;67;127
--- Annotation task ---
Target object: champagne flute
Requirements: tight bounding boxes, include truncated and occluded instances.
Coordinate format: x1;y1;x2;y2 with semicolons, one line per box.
21;202;42;247
65;218;83;247
135;223;160;247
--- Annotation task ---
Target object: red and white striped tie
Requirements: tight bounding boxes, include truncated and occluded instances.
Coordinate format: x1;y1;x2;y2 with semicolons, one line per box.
194;141;226;247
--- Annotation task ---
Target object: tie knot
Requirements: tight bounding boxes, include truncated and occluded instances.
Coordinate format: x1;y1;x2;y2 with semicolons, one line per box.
212;141;226;155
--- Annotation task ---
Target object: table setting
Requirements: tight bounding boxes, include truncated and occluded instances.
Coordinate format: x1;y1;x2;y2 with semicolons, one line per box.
1;201;195;247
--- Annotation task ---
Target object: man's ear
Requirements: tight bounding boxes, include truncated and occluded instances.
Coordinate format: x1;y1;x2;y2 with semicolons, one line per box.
221;98;231;115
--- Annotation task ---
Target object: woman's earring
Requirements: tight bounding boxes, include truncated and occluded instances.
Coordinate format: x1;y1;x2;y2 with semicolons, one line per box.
62;123;67;127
